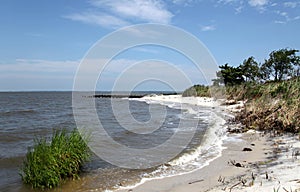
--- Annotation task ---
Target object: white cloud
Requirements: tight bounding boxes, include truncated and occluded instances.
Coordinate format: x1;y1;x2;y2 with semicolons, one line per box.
275;10;288;18
217;0;240;4
270;3;277;7
201;25;216;31
248;0;268;7
0;59;79;73
235;5;244;13
133;47;160;54
64;12;129;29
284;1;299;8
247;0;269;12
216;0;245;14
294;16;300;20
172;0;196;6
274;10;300;24
274;20;286;24
89;0;173;24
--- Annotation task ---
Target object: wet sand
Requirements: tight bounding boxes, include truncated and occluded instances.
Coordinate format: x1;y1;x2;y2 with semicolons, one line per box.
117;95;300;192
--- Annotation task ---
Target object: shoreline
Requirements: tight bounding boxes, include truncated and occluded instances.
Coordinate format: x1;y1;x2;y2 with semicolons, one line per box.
117;95;300;192
117;131;268;192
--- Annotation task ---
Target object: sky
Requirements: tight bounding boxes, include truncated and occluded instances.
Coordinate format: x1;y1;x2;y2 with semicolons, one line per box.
1;0;300;91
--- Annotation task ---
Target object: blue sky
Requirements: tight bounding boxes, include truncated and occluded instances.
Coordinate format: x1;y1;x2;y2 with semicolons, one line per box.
1;0;300;91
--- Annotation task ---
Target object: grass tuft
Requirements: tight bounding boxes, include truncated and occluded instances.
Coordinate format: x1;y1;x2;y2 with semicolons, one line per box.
20;129;90;189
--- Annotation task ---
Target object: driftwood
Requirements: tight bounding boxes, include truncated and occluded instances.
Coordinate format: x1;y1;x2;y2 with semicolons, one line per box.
188;179;204;184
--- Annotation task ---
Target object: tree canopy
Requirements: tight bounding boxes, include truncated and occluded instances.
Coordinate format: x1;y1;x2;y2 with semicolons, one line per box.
240;56;260;82
212;63;244;86
213;48;300;86
261;48;300;81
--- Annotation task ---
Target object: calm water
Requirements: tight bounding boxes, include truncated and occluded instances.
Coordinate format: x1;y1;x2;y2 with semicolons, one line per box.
0;92;226;192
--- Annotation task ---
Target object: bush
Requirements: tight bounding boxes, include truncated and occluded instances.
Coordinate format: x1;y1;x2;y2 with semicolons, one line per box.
182;84;210;97
20;129;90;189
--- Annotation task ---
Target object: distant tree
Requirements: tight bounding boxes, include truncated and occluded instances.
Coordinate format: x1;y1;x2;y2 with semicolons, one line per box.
261;48;300;81
240;56;260;82
212;64;244;86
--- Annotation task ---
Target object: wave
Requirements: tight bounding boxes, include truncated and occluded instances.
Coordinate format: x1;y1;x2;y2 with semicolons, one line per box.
0;109;37;116
118;96;228;191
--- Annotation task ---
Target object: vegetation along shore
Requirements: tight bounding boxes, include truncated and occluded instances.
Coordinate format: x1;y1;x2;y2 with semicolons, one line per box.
184;48;300;134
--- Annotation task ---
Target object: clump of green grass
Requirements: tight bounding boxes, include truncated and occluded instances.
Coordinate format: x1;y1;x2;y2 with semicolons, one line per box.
20;129;90;189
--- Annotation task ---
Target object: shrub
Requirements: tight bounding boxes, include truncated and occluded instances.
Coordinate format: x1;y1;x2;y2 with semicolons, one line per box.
20;129;90;189
182;84;210;97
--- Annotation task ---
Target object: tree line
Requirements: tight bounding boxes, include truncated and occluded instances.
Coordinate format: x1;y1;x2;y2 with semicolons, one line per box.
212;48;300;86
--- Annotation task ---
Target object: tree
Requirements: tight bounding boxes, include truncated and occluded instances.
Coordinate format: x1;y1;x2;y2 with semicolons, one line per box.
240;56;260;82
261;48;300;81
212;63;244;86
259;60;271;81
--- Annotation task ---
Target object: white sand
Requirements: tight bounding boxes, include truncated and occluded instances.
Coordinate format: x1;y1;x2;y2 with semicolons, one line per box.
141;95;220;107
117;95;300;192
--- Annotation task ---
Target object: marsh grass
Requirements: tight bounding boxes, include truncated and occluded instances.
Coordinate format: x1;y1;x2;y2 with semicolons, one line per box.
20;129;90;189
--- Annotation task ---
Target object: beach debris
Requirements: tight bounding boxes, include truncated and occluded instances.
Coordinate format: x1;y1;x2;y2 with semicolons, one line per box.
188;179;204;184
228;159;244;167
218;176;225;183
222;99;238;106
282;187;292;192
251;172;256;181
243;147;253;151
241;178;247;186
229;181;242;192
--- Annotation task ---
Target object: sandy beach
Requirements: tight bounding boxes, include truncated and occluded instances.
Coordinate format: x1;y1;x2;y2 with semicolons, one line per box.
117;95;300;192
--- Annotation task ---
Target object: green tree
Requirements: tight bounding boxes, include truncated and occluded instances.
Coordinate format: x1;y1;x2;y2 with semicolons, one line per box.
213;63;244;86
240;56;260;82
261;48;300;81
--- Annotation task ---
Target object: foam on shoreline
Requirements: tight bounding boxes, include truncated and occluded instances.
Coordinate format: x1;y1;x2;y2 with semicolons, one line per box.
114;95;230;191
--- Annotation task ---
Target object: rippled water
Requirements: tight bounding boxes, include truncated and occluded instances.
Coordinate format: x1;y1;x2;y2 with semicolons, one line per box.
0;92;226;192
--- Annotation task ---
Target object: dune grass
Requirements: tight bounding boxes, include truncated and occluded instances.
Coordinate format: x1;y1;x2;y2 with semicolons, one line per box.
224;77;300;133
20;129;90;189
